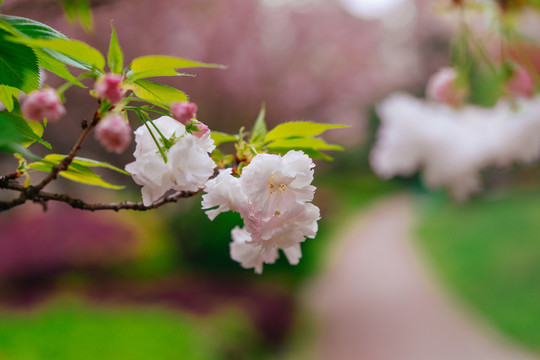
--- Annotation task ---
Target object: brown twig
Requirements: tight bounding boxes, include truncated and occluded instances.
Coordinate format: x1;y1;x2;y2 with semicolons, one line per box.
33;112;99;193
0;178;200;212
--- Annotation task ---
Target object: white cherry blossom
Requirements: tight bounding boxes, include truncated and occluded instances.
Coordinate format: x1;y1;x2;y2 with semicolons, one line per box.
240;151;315;215
201;168;248;220
230;227;279;275
202;150;320;273
126;116;216;206
229;202;319;274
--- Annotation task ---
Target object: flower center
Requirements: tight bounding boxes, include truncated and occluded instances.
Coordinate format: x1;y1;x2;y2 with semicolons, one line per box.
268;176;289;195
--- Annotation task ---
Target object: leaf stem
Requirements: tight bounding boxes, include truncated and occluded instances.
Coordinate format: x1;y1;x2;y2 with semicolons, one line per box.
133;109;168;163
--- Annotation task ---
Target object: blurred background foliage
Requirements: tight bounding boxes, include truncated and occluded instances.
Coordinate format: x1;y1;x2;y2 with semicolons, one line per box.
1;0;540;358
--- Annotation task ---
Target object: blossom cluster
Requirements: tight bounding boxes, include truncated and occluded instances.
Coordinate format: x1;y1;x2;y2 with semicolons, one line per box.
202;151;320;274
370;93;540;201
125;116;216;206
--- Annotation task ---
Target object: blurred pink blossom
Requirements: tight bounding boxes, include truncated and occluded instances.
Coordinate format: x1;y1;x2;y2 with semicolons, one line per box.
94;113;132;154
506;65;535;98
21;88;65;122
171;101;198;125
425;67;467;107
193;122;209;138
94;73;125;104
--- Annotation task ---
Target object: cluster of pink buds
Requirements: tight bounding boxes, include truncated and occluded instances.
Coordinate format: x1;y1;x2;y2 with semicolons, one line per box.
94;113;132;154
21;89;66;122
426;67;468;108
171;101;209;138
94;73;125;105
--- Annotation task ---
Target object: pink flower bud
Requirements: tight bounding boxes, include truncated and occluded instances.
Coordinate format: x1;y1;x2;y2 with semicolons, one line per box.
94;114;132;154
506;65;535;98
193;122;209;138
426;67;467;107
94;73;125;104
171;101;197;125
21;89;66;122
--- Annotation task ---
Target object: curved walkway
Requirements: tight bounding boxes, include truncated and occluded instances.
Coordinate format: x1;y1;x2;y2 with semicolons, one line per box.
306;195;538;360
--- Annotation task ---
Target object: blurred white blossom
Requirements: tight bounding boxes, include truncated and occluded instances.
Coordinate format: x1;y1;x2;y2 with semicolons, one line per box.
370;93;540;201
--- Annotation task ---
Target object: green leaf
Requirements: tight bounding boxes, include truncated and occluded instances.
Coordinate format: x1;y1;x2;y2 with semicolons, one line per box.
0;142;39;160
0;15;68;40
265;146;334;161
0;30;39;94
10;37;105;72
59;0;93;32
468;65;503;107
250;104;267;143
129;55;225;81
108;25;123;74
267;137;343;151
211;131;240;146
0;84;19;111
129;79;188;106
22;120;44;147
43;154;129;175
266;137;343;161
36;50;85;87
0;15;91;76
264;121;348;143
28;155;125;190
0;112;51;150
0;112;44;159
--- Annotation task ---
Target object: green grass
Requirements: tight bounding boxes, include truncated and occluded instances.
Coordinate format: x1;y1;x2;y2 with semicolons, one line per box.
0;299;261;360
417;188;540;352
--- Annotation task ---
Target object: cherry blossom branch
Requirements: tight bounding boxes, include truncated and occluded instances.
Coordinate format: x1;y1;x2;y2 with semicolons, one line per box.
32;113;99;192
0;178;200;211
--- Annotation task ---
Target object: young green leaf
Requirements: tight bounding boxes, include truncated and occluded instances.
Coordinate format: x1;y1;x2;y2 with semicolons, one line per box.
0;15;91;77
128;79;188;106
267;137;343;151
9;37;105;72
36;50;85;87
250;104;267;143
0;142;39;160
266;137;343;161
0;112;51;150
129;55;226;81
22;120;44;148
0;15;69;40
41;154;129;175
0;85;19;112
0;31;39;94
211;131;240;146
266;146;335;161
264;121;348;143
107;25;123;74
28;155;125;190
59;0;93;32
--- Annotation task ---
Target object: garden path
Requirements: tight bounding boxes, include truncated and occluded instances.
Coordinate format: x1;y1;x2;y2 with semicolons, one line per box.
306;194;538;360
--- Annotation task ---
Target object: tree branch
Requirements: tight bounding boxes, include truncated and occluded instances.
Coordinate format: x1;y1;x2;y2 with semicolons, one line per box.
0;178;200;212
33;112;99;192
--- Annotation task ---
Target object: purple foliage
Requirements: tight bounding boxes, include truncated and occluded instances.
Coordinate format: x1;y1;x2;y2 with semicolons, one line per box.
0;203;138;280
